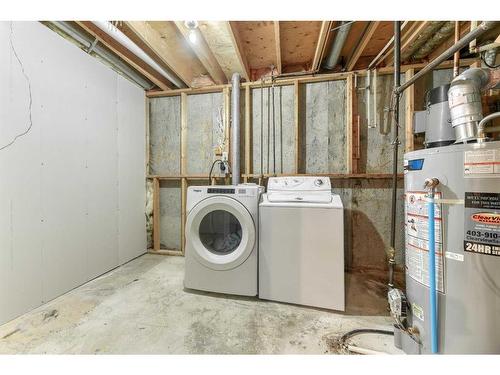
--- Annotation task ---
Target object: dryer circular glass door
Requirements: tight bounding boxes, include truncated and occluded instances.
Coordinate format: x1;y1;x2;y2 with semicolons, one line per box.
186;196;255;271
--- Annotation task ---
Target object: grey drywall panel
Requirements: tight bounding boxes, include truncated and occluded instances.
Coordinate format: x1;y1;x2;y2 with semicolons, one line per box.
252;85;295;175
304;81;347;173
117;76;147;264
186;93;223;175
0;21;44;322
0;22;145;324
149;97;180;175
159;181;181;250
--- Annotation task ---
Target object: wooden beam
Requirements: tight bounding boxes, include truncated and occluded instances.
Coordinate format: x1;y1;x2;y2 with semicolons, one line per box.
150;173;404;180
76;21;172;91
227;22;251;81
244;86;252;183
405;69;415;153
153;177;160;251
123;21;204;87
273;21;282;74
146;58;480;98
347;21;381;71
312;21;332;71
173;21;227;85
180;93;188;255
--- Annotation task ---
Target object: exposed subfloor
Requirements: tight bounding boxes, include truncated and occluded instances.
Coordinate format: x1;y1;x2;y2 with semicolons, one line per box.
0;254;402;354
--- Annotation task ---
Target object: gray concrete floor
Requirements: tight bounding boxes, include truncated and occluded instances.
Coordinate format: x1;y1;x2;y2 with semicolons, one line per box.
0;254;402;354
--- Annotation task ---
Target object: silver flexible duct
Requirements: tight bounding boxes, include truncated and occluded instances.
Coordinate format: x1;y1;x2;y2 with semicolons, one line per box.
448;67;500;142
323;21;352;70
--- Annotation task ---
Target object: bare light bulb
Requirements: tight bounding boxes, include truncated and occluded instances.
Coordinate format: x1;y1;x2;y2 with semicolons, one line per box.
188;29;197;44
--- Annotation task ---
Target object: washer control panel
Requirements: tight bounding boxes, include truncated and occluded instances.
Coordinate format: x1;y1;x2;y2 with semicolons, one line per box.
267;176;331;191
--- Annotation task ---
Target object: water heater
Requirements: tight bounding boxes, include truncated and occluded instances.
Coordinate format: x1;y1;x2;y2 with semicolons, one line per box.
397;141;500;354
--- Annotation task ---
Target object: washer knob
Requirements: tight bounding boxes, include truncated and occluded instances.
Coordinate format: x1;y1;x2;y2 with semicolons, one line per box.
314;179;324;186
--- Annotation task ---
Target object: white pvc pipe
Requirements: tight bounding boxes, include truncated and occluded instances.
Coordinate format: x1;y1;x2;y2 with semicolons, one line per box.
92;21;185;88
347;345;389;355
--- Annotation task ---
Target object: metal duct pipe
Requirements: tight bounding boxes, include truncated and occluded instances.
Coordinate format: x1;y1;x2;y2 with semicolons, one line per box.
388;21;401;290
50;22;155;90
92;21;186;88
231;73;241;185
323;21;352;70
396;21;499;95
448;67;500;143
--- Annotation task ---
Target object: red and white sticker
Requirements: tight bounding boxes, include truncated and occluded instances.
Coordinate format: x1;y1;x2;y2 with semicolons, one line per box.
464;149;500;176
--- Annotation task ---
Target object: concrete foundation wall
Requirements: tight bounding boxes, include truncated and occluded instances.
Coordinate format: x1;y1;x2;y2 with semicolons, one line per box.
0;22;146;325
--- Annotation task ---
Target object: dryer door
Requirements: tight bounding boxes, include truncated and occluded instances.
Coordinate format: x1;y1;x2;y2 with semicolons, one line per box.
186;196;255;271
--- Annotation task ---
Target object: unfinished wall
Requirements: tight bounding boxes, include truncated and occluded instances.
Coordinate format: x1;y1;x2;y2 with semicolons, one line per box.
148;75;408;269
0;22;146;325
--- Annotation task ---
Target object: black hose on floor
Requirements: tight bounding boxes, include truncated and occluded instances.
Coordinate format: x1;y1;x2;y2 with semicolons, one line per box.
339;328;394;352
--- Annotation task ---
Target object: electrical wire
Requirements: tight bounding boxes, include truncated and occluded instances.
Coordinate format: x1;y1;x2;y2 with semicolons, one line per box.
208;159;230;185
481;51;500;69
1;22;34;152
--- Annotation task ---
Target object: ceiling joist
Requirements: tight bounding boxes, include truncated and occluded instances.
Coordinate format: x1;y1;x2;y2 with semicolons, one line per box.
273;21;282;74
346;21;381;71
173;22;227;85
76;21;173;91
227;22;251;81
312;21;332;72
122;21;207;87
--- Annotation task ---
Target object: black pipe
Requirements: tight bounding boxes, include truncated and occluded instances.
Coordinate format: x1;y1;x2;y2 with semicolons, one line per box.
389;21;401;289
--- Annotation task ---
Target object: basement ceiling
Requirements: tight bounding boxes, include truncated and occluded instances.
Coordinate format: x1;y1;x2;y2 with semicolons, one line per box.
48;21;500;91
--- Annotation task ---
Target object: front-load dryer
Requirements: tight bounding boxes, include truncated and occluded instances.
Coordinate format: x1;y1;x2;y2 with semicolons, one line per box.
184;184;263;296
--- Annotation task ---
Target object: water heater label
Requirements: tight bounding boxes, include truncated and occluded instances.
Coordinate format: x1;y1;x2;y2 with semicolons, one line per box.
405;191;444;292
464;192;500;257
464;149;500;176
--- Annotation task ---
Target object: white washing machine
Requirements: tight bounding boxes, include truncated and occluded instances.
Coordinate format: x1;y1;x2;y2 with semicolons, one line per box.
184;184;263;296
259;176;345;310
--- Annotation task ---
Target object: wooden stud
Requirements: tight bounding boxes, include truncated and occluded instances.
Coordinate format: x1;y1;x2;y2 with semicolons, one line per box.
153;177;160;251
273;21;282;74
149;173;404;180
76;21;173;91
244;86;252;183
347;21;381;71
381;21;429;66
173;21;227;85
405;69;415;153
312;21;332;71
180;93;188;255
294;81;301;173
346;74;354;173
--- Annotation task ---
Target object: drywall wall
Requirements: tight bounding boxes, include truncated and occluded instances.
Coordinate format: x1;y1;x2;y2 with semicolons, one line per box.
0;21;146;324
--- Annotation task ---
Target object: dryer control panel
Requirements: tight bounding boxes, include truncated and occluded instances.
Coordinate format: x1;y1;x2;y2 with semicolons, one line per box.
267;176;331;192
